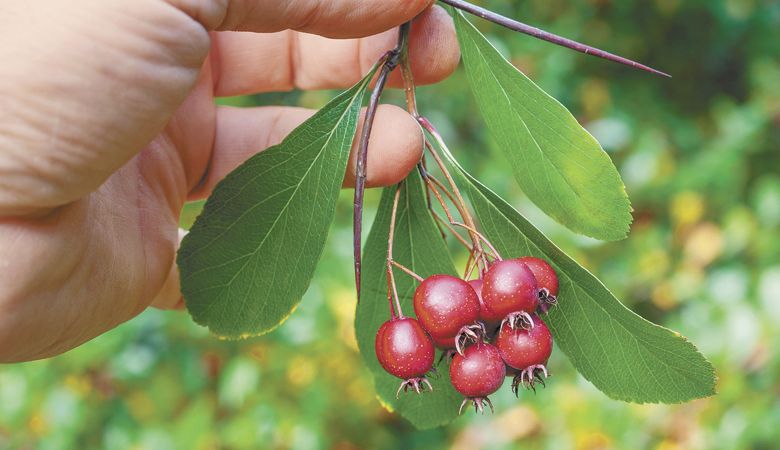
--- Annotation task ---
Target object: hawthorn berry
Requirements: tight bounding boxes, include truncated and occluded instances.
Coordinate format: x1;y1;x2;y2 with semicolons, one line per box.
495;314;553;394
450;343;506;414
481;259;539;330
413;275;482;354
469;278;500;338
375;318;435;397
517;256;559;313
430;333;454;350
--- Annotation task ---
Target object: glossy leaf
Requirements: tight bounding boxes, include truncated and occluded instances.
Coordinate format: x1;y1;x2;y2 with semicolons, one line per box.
355;172;462;429
455;12;633;241
177;74;373;338
440;148;717;403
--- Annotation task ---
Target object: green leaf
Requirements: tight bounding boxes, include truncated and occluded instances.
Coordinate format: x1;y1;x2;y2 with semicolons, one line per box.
177;73;373;338
440;149;717;403
355;172;462;429
455;12;632;241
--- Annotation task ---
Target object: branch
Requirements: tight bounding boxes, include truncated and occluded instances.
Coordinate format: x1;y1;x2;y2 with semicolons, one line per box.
440;0;670;78
353;25;408;302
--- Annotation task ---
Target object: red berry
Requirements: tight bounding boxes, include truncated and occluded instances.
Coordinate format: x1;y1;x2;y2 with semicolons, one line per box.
413;275;480;340
481;259;539;322
375;318;434;380
468;278;486;314
517;256;559;297
495;315;552;370
470;278;500;334
450;343;506;398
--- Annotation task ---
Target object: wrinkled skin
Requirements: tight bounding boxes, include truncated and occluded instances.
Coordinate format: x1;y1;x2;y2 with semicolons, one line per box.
0;0;460;362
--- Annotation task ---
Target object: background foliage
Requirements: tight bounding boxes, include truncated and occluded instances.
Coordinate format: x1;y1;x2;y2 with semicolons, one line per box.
2;0;779;448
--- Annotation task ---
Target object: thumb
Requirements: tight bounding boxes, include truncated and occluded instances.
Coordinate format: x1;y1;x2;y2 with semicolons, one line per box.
169;0;436;38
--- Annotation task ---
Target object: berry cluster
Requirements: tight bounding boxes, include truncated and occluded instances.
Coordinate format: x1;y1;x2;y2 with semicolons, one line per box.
374;256;559;414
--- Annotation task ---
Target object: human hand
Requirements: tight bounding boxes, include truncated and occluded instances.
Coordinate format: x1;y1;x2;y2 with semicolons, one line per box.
0;0;459;362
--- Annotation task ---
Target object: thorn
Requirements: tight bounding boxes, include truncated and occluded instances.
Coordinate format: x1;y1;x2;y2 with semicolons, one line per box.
440;0;671;78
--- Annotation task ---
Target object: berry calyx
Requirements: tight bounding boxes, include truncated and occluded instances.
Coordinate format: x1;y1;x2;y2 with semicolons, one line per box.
517;256;559;313
375;318;435;397
481;259;540;328
495;314;553;393
413;274;482;352
450;343;506;414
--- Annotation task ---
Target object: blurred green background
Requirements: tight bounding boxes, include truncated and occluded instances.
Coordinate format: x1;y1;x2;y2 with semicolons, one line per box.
2;0;779;448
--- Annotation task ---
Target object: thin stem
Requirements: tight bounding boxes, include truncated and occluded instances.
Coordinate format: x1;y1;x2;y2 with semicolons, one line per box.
353;29;405;302
398;22;419;118
422;173;458;224
418;118;486;264
463;251;475;279
431;210;473;252
391;260;425;283
464;251;480;280
387;185;405;318
422;149;489;259
450;222;501;261
426;172;460;212
418;160;447;241
439;0;670;78
419;118;491;272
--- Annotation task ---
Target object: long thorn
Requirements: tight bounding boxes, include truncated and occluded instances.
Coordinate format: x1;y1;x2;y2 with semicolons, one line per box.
439;0;670;78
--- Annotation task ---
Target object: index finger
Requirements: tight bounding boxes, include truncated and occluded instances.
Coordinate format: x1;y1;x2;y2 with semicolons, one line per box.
169;0;435;38
211;6;459;96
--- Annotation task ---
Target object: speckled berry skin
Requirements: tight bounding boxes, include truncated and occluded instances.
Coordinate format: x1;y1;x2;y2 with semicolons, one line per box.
469;278;499;330
449;344;506;397
375;318;435;380
468;278;485;311
413;275;480;340
481;259;539;322
517;257;559;297
496;315;553;370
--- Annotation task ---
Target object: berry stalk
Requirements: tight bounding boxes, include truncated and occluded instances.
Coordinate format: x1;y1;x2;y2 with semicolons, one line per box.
386;184;405;318
418;117;491;273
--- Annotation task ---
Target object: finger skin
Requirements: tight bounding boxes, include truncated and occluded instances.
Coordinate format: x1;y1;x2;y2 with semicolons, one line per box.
169;0;435;37
0;0;211;216
211;6;460;95
189;104;423;200
0;1;453;217
0;0;451;361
